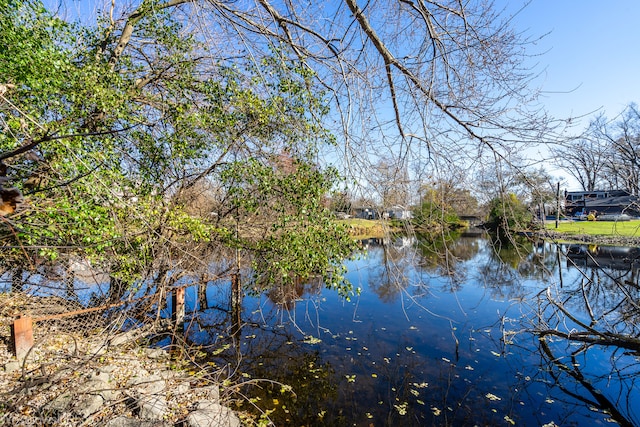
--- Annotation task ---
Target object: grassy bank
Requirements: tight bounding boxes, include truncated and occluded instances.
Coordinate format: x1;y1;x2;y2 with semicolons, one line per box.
338;218;401;238
544;219;640;240
341;217;640;242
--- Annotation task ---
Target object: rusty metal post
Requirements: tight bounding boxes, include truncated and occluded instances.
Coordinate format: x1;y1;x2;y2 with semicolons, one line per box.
11;314;33;360
172;287;185;331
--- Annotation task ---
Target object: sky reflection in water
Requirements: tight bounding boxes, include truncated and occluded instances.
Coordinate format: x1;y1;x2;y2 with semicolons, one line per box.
186;235;640;426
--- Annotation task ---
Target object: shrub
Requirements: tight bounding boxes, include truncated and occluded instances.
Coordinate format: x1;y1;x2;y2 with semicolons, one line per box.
486;193;533;232
412;200;461;232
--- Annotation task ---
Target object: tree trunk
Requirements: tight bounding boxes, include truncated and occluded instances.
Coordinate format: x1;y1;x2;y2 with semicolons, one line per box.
230;273;242;351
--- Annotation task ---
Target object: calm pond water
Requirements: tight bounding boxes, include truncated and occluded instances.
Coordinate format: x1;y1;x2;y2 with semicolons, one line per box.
177;232;640;426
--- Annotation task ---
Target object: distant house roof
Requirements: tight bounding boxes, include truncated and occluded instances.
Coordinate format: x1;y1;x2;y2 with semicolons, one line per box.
565;190;631;201
581;195;640;215
388;206;413;220
584;196;637;207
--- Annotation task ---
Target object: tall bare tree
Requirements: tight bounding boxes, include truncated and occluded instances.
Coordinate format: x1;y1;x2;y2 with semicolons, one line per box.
75;0;555;175
551;130;609;192
601;105;640;195
1;0;560;290
370;159;409;208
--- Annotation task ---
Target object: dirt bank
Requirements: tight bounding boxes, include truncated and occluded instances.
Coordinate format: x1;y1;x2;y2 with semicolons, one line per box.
539;230;640;247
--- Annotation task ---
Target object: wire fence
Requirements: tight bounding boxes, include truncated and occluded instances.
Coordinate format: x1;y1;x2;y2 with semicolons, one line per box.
1;257;134;335
0;250;240;425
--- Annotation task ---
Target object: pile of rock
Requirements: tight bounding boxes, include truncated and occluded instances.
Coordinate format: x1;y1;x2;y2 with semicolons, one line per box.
1;332;242;426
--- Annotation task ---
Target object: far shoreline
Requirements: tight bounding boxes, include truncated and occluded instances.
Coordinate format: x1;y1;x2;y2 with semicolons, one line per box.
538;229;640;247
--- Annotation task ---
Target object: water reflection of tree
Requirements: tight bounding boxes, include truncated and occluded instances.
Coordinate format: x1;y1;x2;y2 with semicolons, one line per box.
363;235;640;425
492;236;558;280
235;325;514;426
187;234;640;426
416;233;476;272
410;233;483;296
367;240;417;303
476;236;559;301
537;337;638;427
531;244;640;427
193;300;340;426
359;232;485;302
244;351;339;426
263;275;324;310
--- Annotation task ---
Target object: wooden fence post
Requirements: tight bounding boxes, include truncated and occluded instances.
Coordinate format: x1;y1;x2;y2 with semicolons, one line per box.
198;281;208;311
230;273;242;340
11;314;33;360
172;287;185;331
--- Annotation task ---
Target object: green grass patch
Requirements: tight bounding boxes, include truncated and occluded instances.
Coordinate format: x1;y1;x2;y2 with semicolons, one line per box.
337;218;393;238
338;218;377;227
545;220;640;238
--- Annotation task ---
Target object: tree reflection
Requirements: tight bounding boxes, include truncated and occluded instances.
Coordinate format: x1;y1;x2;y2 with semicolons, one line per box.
366;237;416;303
415;232;477;271
531;243;640;426
179;234;640;426
473;235;560;301
264;275;323;310
411;232;485;296
537;337;639;427
239;350;339;426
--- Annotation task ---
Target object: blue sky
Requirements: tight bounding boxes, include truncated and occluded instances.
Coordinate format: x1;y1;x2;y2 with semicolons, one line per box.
45;0;638;190
53;0;639;122
506;1;640;189
510;0;640;125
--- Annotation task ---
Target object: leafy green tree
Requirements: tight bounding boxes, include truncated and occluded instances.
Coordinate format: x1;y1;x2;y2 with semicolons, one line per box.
412;187;462;233
0;0;356;300
1;0;559;300
222;157;358;298
1;0;203;290
486;193;534;232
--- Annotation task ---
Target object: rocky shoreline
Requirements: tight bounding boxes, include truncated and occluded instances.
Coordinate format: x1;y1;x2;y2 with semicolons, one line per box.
539;230;640;247
1;325;242;427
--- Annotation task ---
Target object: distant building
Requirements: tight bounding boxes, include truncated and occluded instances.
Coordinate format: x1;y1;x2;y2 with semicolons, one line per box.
565;190;640;217
353;207;378;220
387;206;413;220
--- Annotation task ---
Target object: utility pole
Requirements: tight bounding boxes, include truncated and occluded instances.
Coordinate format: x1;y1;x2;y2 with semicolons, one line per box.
555;182;560;229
